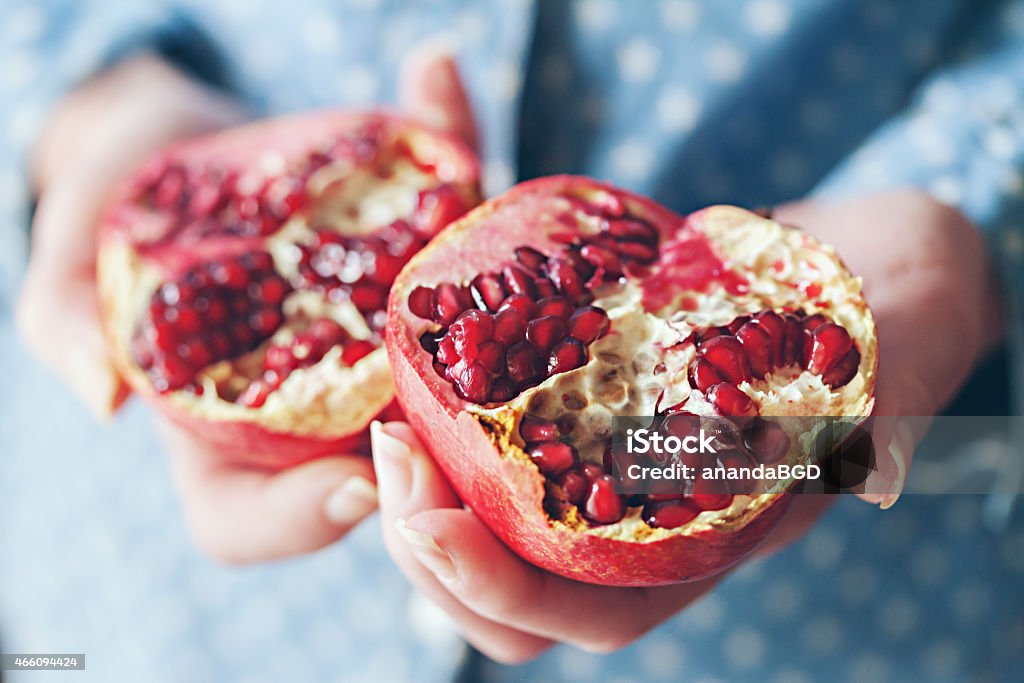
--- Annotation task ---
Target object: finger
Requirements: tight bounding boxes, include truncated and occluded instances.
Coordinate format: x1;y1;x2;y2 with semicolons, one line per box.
399;40;479;152
17;171;130;418
372;422;553;664
163;422;378;563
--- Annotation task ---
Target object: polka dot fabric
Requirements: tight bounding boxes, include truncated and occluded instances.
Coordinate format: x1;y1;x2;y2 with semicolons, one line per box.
2;1;1023;681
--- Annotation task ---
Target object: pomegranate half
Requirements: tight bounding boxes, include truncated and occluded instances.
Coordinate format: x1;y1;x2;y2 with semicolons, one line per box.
387;176;877;586
98;111;480;470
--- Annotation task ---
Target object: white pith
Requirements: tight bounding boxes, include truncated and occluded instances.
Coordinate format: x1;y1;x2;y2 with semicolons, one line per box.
470;206;876;539
101;153;443;437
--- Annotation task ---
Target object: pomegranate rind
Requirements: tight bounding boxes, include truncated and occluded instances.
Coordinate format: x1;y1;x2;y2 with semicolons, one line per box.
98;110;480;469
389;176;876;586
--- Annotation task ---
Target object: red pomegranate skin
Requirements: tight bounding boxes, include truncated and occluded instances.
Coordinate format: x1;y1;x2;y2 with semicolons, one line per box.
99;111;480;470
388;176;795;586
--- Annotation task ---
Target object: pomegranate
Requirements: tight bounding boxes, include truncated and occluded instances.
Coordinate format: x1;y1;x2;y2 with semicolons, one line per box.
387;176;876;586
98;111;480;469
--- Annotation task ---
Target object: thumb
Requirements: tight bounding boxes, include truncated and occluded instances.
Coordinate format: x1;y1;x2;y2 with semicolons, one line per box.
399;40;479;152
162;422;378;563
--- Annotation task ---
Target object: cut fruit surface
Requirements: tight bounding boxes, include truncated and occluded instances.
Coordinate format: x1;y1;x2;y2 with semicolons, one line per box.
99;111;480;469
388;175;876;585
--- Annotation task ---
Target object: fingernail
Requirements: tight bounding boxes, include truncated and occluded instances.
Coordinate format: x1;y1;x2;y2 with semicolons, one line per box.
371;421;413;497
396;518;457;583
879;422;913;509
324;476;379;526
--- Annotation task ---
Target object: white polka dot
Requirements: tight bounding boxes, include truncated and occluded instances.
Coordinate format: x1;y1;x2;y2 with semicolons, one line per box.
802;529;843;570
840;564;879;605
696;167;734;198
574;0;617;31
610;138;655;181
489;62;521;101
848;653;889;682
660;0;701;30
909;544;950;586
8;102;43;147
1000;169;1023;196
656;86;702;133
349;0;381;8
929;175;965;206
951;581;991;624
457;8;488;44
723;628;765;670
617;38;660;83
1001;2;1024;36
877;595;918;639
1;49;38;91
984;126;1019;160
744;0;791;37
707;41;747;83
800;615;842;654
557;648;602;682
641;635;686;677
770;151;810;190
799;98;837;134
7;4;46;44
878;512;917;550
973;77;1018;119
1003;230;1024;260
922;80;962;113
303;13;340;54
922;639;963;677
307;617;351;660
580;92;606;126
687;594;724;631
831;43;865;80
763;579;802;620
243;39;287;79
484;160;515;195
336;64;379;103
942;497;978;535
731;557;766;583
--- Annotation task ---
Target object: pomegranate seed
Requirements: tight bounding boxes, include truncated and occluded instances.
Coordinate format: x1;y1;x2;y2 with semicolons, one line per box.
581;462;606;482
822;345;861;387
436;334;458;364
735;322;773;378
557;467;588;505
502;263;537;297
265;344;297;373
408;286;435;319
579;244;623;276
533;278;557;299
743;417;790;464
520;415;560;442
476;341;504;374
805;323;853;375
514;246;547;273
470;273;507;311
341;340;376;365
803;313;829;331
237;378;273;407
782;314;807;366
689;476;734;510
700;336;751;384
607;218;658;243
707;383;757;418
497;293;537;320
490;377;518;402
450;309;494;346
526;316;567;354
716;450;758;495
567;306;610;344
750;310;786;366
726;315;751;334
308;318;347;344
612;240;657;262
584;475;626;524
506;342;542;384
492;309;527;344
529;442;578;476
536;296;574;320
642;500;700;529
454;362;491;403
547;338;586;375
432;283;472;326
689;358;726;392
546;257;587;302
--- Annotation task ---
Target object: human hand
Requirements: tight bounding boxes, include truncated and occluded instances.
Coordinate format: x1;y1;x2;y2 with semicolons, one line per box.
774;190;1002;507
17;45;479;562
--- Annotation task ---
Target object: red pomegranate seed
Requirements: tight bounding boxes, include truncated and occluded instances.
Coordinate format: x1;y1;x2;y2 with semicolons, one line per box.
689;358;726;392
265;344;297;373
492;309;527;345
349;282;388;312
579;244;623;276
546;257;587;302
557;467;588;505
547;338;587;374
612;240;657;262
717;451;758;495
607;218;658;243
782;314;807;366
451;309;494;346
529;442;578;476
642;500;701;529
436;334;458;364
744;417;790;464
514;246;547;273
502;264;537;297
454;362;492;402
476;341;504;374
527;315;568;354
308;318;347;344
822;345;860;387
237;378;273;408
707;383;757;418
735;322;773;378
470;273;507;311
497;293;537;320
533;278;557;299
805;323;853;375
581;462;606;482
341;340;376;365
700;336;751;384
689;476;734;510
432;283;472;326
726;315;751;334
506;342;542;384
408;286;435;319
750;310;786;366
803;313;829;331
520;415;560;442
537;296;574;320
584;475;626;524
490;377;518;402
567;306;610;344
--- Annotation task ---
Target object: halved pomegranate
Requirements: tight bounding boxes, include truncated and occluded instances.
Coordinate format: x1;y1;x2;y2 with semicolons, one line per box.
98;111;480;469
387;176;877;586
